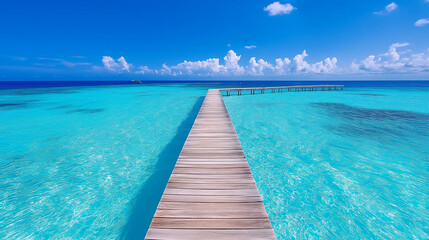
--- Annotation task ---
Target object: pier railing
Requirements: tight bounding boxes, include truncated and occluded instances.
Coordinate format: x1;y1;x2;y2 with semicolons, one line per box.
218;85;344;96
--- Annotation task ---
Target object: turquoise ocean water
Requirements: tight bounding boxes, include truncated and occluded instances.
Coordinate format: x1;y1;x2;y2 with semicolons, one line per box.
0;83;208;239
223;86;429;239
0;81;428;239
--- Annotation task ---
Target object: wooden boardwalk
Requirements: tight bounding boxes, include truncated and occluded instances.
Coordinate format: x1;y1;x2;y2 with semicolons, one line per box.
145;89;276;240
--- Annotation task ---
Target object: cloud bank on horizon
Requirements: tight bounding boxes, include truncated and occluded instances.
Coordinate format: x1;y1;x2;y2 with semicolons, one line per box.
97;1;428;78
102;43;429;77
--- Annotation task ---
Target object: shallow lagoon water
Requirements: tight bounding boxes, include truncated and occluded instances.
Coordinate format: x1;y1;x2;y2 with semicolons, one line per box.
0;84;207;239
0;82;428;239
223;87;429;239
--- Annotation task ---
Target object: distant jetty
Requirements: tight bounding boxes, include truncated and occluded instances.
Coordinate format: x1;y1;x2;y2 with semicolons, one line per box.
219;84;344;96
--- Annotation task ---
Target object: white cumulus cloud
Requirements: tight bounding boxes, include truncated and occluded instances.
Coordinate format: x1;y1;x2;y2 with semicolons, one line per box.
171;58;223;75
264;2;295;16
385;2;398;12
351;43;429;73
289;50;338;73
244;51;339;76
248;57;273;75
245;45;256;49
374;2;398;15
415;18;429;27
156;51;244;76
101;50;339;76
224;50;245;75
136;66;153;74
102;56;131;72
101;43;429;77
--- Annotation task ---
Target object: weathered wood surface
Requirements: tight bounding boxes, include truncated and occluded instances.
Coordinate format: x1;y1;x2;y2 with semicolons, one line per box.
145;89;276;240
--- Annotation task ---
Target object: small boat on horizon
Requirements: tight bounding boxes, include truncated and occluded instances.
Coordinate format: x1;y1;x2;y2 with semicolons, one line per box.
131;79;142;84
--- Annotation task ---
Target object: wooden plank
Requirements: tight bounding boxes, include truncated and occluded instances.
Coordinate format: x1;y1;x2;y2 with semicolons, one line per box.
150;218;272;229
145;229;276;240
172;167;251;175
166;182;258;190
170;173;254;179
174;164;250;168
156;202;266;210
178;155;245;159
163;188;261;196
160;195;263;203
145;89;276;239
168;178;256;184
154;209;269;219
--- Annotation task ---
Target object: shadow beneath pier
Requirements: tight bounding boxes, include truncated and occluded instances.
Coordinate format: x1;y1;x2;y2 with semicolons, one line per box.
119;96;204;240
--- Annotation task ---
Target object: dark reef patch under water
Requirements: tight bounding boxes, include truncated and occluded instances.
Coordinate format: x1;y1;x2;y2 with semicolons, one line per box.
49;104;76;110
313;102;429;120
0;103;28;108
0;100;39;110
0;88;78;96
66;108;104;114
312;102;429;141
352;93;385;97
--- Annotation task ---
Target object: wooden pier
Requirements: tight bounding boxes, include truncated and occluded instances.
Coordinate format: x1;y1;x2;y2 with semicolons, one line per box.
145;89;276;240
219;84;344;96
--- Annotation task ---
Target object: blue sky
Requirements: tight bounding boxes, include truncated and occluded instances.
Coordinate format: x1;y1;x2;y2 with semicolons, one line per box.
1;0;428;80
